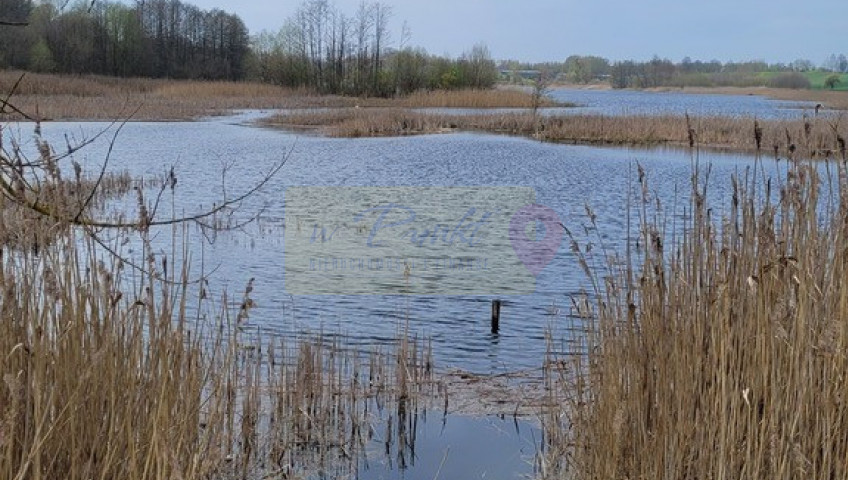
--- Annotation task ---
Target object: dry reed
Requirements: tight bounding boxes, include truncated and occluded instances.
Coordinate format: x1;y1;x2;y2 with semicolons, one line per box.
265;108;848;158
0;71;561;121
0;124;440;479
538;138;848;479
394;88;562;108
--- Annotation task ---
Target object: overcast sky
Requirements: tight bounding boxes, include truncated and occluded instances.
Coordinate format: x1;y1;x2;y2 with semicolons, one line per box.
183;0;845;64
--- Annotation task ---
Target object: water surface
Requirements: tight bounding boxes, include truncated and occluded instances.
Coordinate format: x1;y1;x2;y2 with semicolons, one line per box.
549;87;822;118
14;114;782;373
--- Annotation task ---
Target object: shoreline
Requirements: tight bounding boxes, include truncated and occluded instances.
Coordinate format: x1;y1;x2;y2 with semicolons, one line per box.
503;81;847;110
0;70;569;122
260;108;847;160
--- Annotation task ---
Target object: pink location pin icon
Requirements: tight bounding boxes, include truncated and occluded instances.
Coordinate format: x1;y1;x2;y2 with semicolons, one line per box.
509;204;564;276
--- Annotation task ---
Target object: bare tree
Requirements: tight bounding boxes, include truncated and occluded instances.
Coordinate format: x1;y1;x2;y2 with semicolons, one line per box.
354;1;374;94
532;69;550;116
370;2;391;95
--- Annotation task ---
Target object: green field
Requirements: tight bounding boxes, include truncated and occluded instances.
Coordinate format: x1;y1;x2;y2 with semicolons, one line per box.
757;70;848;90
804;71;848;90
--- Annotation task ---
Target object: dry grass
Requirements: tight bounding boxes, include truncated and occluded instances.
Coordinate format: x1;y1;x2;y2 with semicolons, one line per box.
0;71;562;121
0;70;163;96
539;148;848;479
263;108;848;158
0;70;313;120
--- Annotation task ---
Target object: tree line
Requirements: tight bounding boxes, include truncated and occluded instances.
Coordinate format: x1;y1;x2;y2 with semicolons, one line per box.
0;0;249;80
0;0;498;96
250;0;497;96
606;57;846;89
503;54;848;89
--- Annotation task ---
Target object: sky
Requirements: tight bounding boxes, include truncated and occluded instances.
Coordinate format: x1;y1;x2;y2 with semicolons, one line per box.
182;0;846;64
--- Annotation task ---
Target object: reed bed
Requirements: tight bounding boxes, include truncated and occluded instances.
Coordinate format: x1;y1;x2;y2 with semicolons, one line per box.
268;108;458;137
538;141;848;478
0;94;301;122
0;126;138;250
0;70;163;97
0;71;562;121
265;108;848;158
263;332;436;477
0;168;134;251
0;70;332;120
0;125;440;479
394;88;562;108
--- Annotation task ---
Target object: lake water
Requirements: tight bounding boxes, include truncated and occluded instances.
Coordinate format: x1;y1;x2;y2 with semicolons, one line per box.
549;87;822;118
356;414;540;480
230;87;824;121
411;87;823;119
14;112;782;375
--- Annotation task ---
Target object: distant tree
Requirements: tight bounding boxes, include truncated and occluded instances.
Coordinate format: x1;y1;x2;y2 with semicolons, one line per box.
531;70;550;115
768;72;811;89
460;43;497;89
390;47;428;94
824;54;848;73
564;55;609;83
724;60;768;73
790;58;814;72
610;60;640;88
28;38;55;72
370;2;391;95
0;0;35;68
644;56;674;87
825;74;841;90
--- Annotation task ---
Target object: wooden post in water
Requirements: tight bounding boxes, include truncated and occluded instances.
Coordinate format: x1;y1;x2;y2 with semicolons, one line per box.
491;300;501;334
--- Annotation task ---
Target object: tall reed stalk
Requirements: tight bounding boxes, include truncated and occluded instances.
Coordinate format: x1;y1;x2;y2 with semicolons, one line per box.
542;141;848;478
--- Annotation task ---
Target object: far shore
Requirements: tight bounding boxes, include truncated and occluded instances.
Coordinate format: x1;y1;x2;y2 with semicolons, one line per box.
3;70;845;159
0;70;568;122
503;81;848;110
4;69;846;124
509;82;846;110
648;85;848;109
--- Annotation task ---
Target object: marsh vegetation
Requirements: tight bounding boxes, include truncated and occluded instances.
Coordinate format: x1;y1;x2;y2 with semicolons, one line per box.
538;136;848;478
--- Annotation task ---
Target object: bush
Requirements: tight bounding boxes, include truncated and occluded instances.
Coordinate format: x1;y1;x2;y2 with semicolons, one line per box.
825;73;842;89
767;72;811;89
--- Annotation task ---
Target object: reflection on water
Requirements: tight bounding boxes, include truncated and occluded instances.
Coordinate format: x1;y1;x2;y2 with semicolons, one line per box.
358;414;539;480
17;111;781;373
